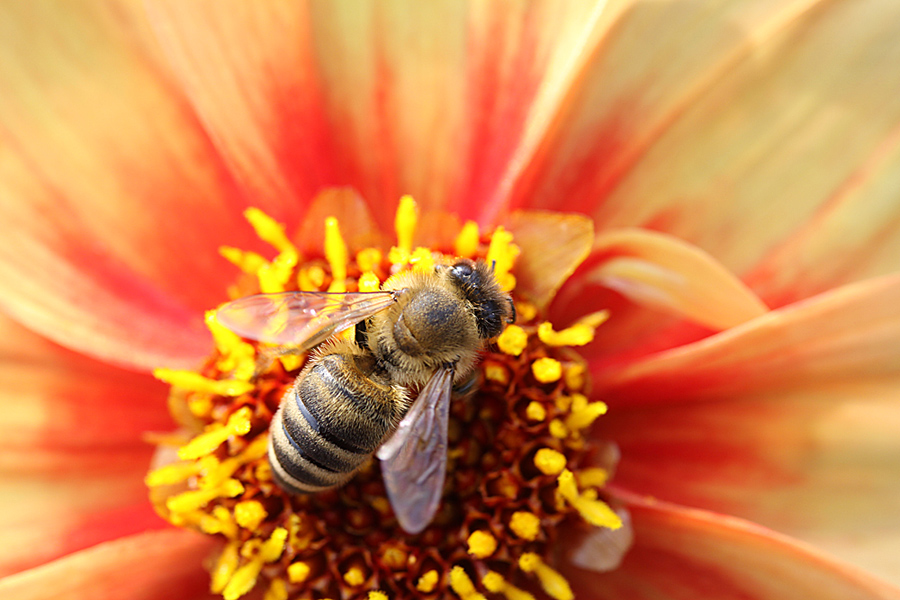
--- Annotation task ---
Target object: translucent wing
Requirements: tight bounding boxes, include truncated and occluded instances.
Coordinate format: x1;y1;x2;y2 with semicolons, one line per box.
215;291;397;350
377;366;453;534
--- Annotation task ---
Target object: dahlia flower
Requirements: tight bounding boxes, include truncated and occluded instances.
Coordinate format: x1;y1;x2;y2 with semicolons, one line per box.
1;1;899;599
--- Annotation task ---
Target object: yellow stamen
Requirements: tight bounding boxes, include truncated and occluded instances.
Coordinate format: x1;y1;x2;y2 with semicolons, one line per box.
144;460;202;487
325;217;348;292
357;248;383;273
577;468;609;488
154;368;254;397
298;264;326;290
454;221;480;257
515;301;537;323
358;271;381;292
534;448;567;476
199;506;238;539
449;566;487;600
467;530;497;559
279;353;304;372
177;407;254;460
409;247;435;273
485;226;519;291
221;529;287;600
518;554;573;600
263;579;288;600
484;362;509;384
564;363;586;391
548;419;569;439
537;310;609;347
206;311;256;381
211;541;240;594
525;401;546;422
565;395;608;431
166;478;244;513
417;570;439;593
219;246;267;275
557;469;622;530
343;566;366;586
287;561;311;583
509;511;541;541
497;325;528;356
483;572;536;600
394;195;418;254
234;500;268;530
368;592;389;600
244;208;295;255
532;358;562;383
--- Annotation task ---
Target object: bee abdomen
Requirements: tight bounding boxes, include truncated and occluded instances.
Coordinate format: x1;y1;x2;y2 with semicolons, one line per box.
269;353;402;494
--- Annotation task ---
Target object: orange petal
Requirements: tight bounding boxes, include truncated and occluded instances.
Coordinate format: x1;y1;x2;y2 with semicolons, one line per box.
0;529;214;600
595;273;900;404
506;211;594;309
0;2;259;317
585;229;767;331
294;188;388;255
496;0;900;283
568;494;900;600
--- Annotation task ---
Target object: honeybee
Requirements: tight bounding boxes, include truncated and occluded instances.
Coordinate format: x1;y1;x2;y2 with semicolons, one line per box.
216;258;514;533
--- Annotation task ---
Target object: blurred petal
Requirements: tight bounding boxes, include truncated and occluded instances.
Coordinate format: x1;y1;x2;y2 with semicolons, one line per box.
506;211;594;309
499;0;900;287
571;495;900;600
295;188;388;255
580;229;768;331
0;529;214;600
594;275;900;581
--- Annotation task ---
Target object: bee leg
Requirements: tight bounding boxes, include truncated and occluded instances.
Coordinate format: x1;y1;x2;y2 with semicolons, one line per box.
354;318;369;349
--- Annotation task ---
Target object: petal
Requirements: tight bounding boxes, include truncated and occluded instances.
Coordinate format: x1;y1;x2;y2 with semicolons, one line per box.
505;211;594;309
0;529;214;600
498;0;900;284
294;188;388;255
569;495;900;600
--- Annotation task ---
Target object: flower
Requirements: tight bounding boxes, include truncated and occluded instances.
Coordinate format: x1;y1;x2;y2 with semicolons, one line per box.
1;1;900;600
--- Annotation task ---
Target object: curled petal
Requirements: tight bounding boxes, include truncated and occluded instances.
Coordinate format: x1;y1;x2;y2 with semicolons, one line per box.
568;494;900;600
0;529;214;600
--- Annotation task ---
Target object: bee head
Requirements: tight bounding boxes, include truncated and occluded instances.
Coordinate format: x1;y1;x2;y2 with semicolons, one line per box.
444;258;514;339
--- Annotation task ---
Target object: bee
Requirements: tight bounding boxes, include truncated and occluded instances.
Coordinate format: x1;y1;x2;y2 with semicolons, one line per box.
215;258;514;533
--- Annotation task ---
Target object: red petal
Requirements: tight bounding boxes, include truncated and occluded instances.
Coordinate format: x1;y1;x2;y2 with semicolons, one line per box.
0;529;214;600
569;494;900;600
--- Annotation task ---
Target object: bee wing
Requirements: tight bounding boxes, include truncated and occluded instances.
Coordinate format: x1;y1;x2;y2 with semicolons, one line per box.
377;366;454;534
215;291;396;350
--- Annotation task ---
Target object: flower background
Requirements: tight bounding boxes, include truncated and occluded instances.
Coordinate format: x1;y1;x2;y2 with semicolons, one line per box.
1;0;900;598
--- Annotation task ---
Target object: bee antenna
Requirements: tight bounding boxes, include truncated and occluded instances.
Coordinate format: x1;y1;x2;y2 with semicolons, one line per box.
507;297;516;324
490;260;497;272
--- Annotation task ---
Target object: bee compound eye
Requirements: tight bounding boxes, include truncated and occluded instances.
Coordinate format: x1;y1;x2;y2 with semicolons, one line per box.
450;261;475;281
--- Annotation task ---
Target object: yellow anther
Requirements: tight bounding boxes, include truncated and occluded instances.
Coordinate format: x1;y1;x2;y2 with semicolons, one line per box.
467;530;497;559
483;572;536;600
343;566;366;586
565;396;608;431
166;478;244;513
449;566;487;600
532;358;562;383
484;362;508;384
219;246;268;275
537;310;609;347
154;368;255;397
509;511;541;541
455;220;480;257
497;325;528;356
394;195;418;253
564;363;586;391
557;469;623;530
357;248;383;273
222;558;263;600
260;527;288;562
178;407;254;460
577;468;609;488
263;579;288;600
515;301;537;323
258;247;299;293
199;506;238;539
358;271;381;292
234;500;267;530
525;401;546;422
188;395;213;418
211;541;240;594
207;311;257;379
325;217;348;292
285;561;310;585
279;353;304;372
534;448;567;476
417;570;439;593
486;226;519;292
548;419;569;439
244;208;295;254
144;461;202;487
298;264;326;290
518;554;573;600
368;592;389;600
409;247;435;273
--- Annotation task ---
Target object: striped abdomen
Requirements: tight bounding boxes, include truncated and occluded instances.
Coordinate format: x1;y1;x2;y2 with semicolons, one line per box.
269;352;405;494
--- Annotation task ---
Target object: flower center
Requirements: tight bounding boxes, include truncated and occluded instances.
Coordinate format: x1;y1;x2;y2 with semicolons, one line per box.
147;195;622;600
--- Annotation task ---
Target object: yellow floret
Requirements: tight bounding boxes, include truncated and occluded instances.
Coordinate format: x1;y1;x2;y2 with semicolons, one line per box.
557;469;623;530
394;195;418;254
532;358;562;383
287;561;311;584
537;310;609;347
525;401;546;422
263;579;288;600
177;407;254;460
234;500;267;530
483;571;536;600
509;511;541;541
497;325;528;356
219;246;267;275
368;592;389;600
467;530;498;558
358;271;381;292
449;566;487;600
357;248;383;273
534;448;567;476
455;220;480;257
325;216;348;292
486;226;520;291
211;541;240;594
153;369;254;397
518;554;573;600
417;570;440;593
343;566;366;586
